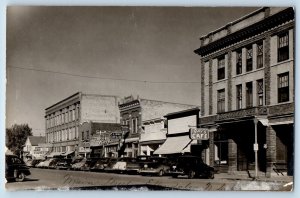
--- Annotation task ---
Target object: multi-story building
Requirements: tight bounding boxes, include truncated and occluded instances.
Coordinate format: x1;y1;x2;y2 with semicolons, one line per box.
45;92;120;155
118;95;199;157
194;7;294;177
23;136;46;159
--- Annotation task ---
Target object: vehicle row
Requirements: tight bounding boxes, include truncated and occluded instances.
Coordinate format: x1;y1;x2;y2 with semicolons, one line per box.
30;155;215;179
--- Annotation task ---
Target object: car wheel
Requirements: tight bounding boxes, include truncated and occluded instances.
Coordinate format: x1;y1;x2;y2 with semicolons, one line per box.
158;170;164;177
208;171;214;179
172;174;178;178
15;172;25;182
188;170;195;179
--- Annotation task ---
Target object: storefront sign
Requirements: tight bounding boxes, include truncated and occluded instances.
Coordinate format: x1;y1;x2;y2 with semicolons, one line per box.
190;128;209;140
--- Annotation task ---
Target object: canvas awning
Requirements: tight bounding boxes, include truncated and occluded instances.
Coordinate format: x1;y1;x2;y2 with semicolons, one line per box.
154;135;193;155
46;152;63;158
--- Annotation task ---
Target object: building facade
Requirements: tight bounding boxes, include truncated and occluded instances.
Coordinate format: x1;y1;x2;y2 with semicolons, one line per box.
194;7;294;177
118;95;199;157
23;136;47;159
45;92;120;155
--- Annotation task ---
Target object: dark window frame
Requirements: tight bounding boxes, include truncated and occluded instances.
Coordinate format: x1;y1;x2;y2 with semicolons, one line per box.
246;46;253;72
257;42;264;69
217;56;225;80
236;84;242;110
217;89;225;113
278;72;289;103
257;79;264;106
246;82;253;107
278;32;289;62
236;50;242;75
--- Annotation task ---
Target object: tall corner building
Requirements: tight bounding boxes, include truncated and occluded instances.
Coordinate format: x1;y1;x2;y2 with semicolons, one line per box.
194;7;294;177
45;92;120;155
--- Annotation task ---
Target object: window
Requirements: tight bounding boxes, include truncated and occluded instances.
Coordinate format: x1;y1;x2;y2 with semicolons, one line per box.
278;72;289;103
236;84;242;110
246;46;253;72
257;79;264;106
246;82;253;107
257;42;263;69
82;131;85;140
217;56;225;80
278;32;289;62
132;118;137;133
217;89;225;113
86;131;89;140
236;50;242;75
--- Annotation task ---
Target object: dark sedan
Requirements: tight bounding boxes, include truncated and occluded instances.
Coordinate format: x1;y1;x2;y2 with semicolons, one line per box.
169;155;214;179
5;155;31;182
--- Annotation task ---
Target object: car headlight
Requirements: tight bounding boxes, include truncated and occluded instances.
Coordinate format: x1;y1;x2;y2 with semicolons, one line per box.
172;165;176;169
144;164;148;168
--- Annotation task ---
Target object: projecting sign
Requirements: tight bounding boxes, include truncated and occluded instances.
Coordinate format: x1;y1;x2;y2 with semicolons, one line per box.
190;128;209;140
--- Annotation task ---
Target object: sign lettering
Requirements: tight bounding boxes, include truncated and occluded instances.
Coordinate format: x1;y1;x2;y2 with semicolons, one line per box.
190;128;209;140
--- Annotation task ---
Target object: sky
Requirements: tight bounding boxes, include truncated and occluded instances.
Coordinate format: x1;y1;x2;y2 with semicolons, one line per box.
6;6;258;135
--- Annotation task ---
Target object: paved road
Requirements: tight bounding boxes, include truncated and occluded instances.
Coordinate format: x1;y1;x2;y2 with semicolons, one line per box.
5;168;289;191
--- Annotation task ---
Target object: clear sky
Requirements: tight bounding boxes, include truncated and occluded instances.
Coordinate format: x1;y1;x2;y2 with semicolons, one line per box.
6;6;257;135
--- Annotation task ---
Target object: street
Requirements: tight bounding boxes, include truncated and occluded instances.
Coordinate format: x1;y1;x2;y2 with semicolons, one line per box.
5;168;290;191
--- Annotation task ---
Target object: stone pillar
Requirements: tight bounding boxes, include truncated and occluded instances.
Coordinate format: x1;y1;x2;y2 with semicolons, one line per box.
209;59;213;115
228;138;237;174
227;51;232;111
209;131;215;166
264;35;271;105
201;59;205;116
266;126;276;177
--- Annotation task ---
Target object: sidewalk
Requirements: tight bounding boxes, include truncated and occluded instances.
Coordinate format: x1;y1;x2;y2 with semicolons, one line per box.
215;172;293;182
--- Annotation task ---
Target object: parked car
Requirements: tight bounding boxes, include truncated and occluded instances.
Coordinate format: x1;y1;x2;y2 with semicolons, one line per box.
80;158;98;171
71;158;87;170
169;155;214;179
103;158;119;172
126;156;151;174
90;158;111;172
56;159;73;170
5;154;31;182
30;159;42;168
36;160;46;168
139;157;173;176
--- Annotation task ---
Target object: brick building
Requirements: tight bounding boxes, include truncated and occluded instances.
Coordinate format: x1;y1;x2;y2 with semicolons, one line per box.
45;92;120;155
118;95;198;157
194;7;294;177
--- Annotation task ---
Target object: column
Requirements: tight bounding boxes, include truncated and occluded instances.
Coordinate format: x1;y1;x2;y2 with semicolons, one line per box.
227;51;232;111
209;131;215;166
266;126;276;177
228;138;237;174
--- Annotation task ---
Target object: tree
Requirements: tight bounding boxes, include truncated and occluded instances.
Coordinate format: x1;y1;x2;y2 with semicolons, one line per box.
6;124;33;155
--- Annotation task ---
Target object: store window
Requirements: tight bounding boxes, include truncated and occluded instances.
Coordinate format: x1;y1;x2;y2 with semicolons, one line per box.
278;32;289;62
246;82;253;107
217;56;225;80
257;42;264;69
217;89;225;113
278;72;289;103
246;46;253;72
236;84;242;110
257;79;264;106
236;49;242;75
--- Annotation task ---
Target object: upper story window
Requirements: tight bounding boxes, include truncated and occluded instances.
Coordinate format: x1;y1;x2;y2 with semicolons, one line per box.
257;42;264;69
217;89;225;113
132;118;137;134
246;82;253;107
278;72;289;103
257;79;264;106
278;32;289;62
236;84;242;110
236;50;242;75
246;46;253;72
217;56;225;80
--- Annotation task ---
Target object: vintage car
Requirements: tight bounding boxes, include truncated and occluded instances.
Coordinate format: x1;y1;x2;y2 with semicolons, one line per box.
56;159;73;170
169;155;214;179
90;158;111;172
139;157;173;176
103;158;119;173
80;158;98;171
5;154;31;182
71;158;88;170
125;156;150;174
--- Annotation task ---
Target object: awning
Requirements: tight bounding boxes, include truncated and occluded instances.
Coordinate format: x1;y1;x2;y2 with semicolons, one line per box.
141;145;154;152
46;152;63;158
154;135;193;155
269;120;294;126
61;151;74;156
125;137;139;143
258;118;269;126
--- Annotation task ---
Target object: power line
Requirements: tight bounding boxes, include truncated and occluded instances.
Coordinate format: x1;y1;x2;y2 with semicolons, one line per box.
7;65;201;84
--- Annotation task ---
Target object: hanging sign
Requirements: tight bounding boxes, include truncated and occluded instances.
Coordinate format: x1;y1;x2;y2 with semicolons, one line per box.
190;128;209;140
